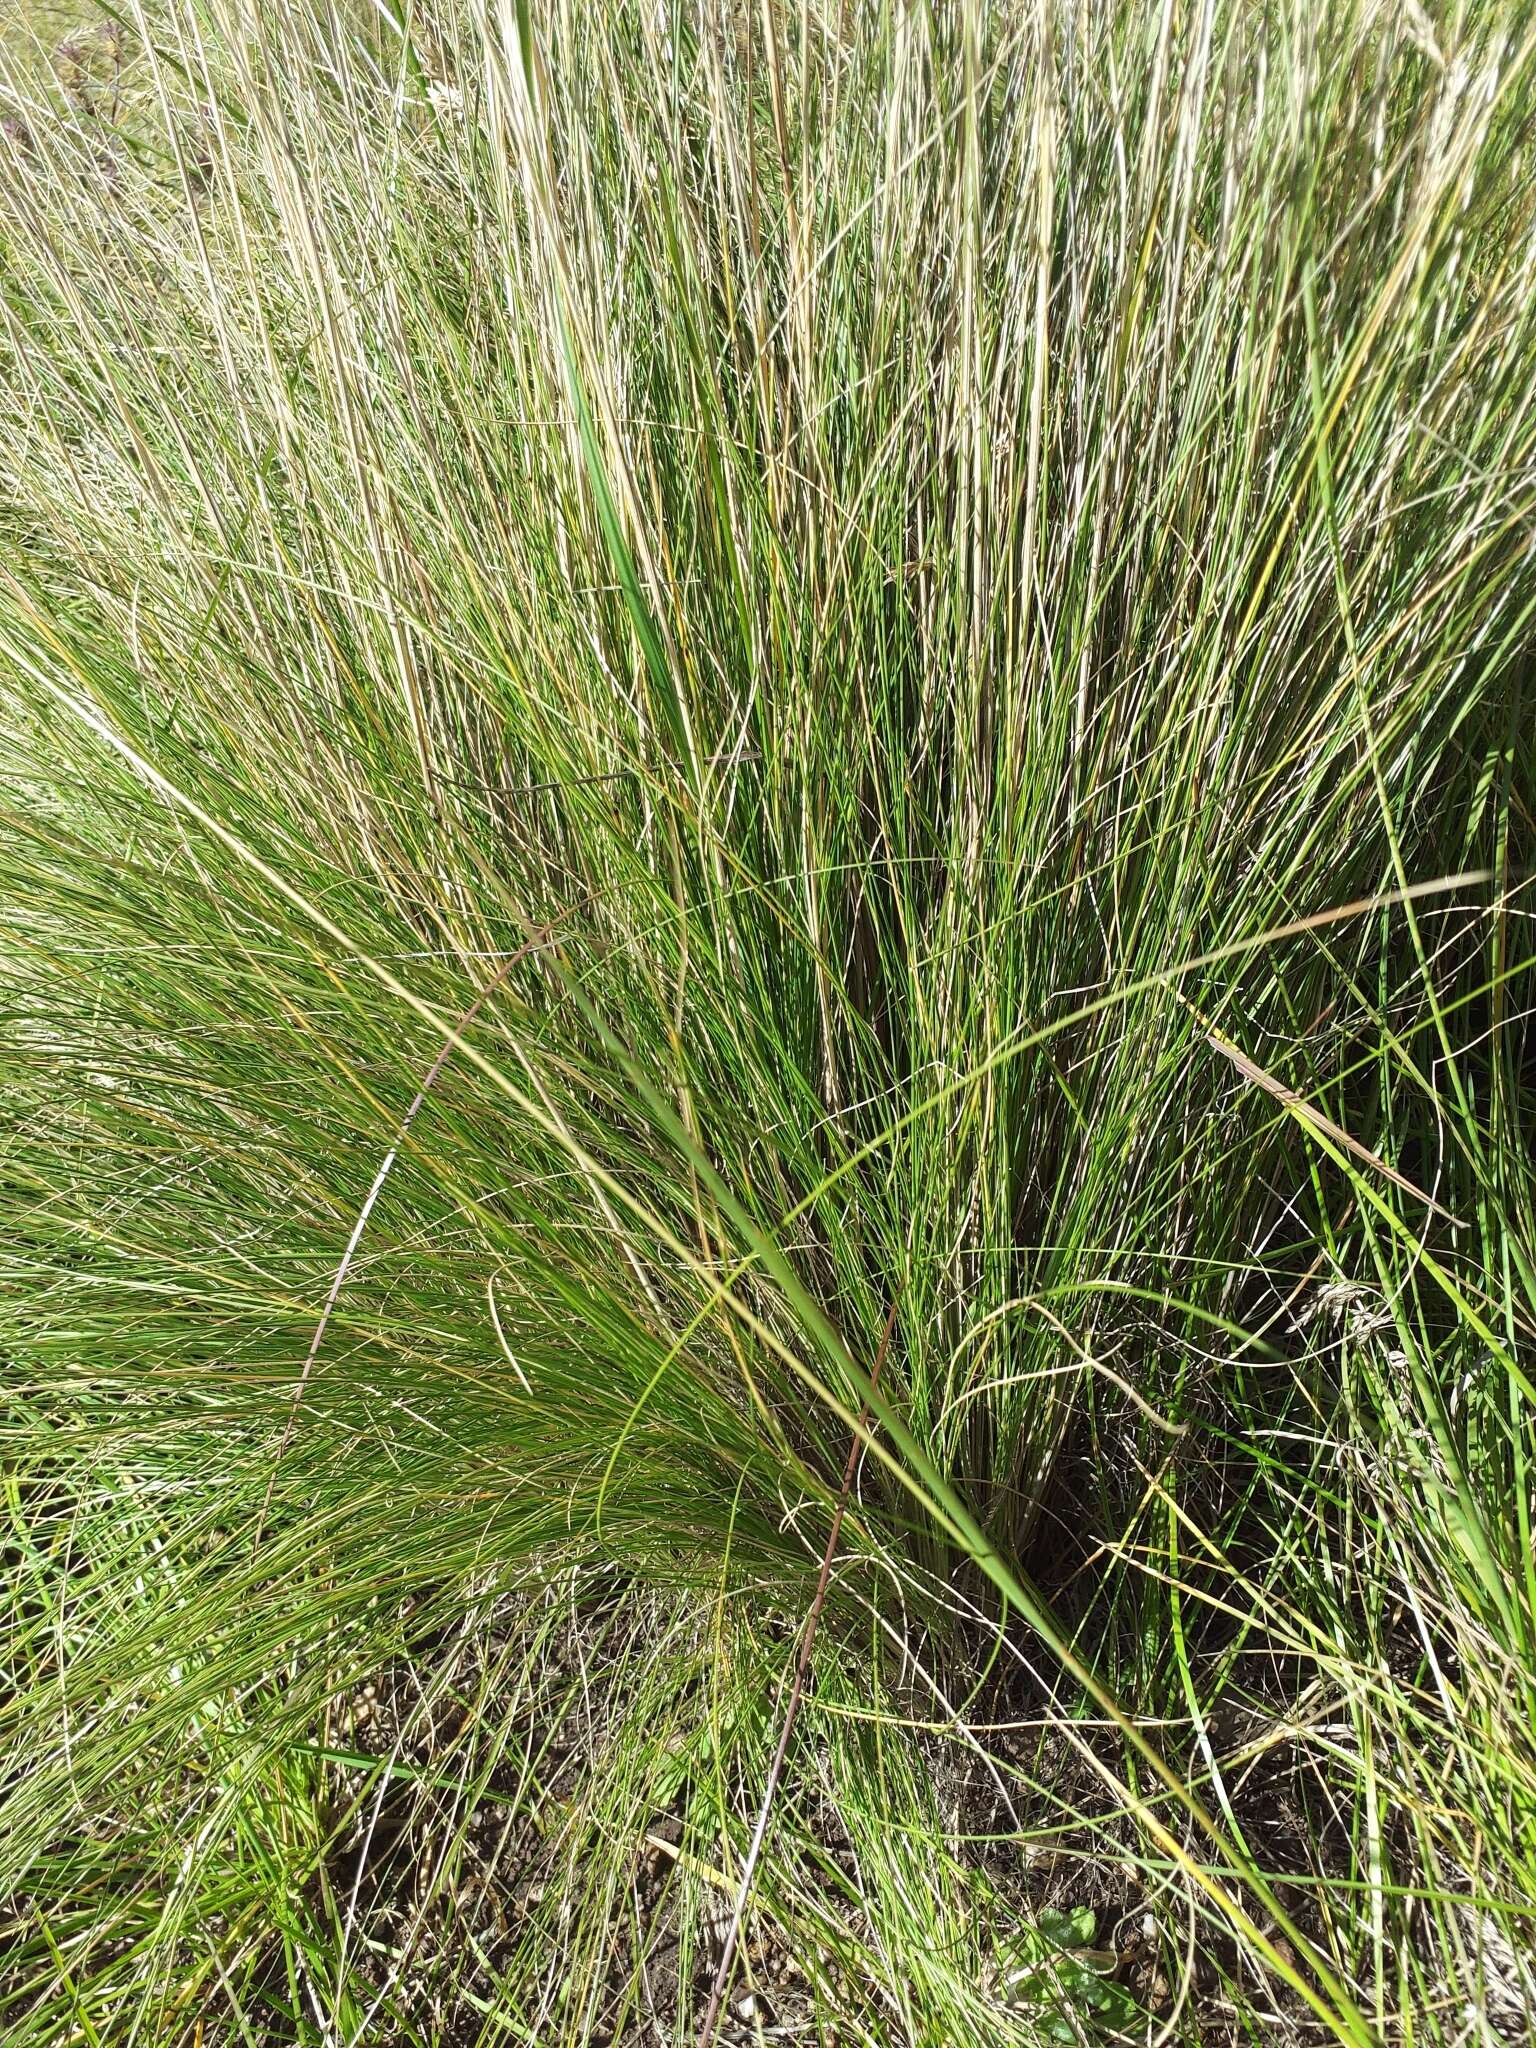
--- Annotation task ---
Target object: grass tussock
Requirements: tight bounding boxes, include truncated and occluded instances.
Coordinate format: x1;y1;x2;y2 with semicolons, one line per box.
1;0;1535;2041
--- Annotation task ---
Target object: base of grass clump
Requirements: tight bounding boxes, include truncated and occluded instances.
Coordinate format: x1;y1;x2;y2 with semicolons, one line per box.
3;0;1536;2042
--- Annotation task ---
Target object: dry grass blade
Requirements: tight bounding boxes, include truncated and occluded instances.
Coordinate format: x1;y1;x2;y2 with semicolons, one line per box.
696;1300;900;2048
252;922;563;1547
1191;997;1467;1228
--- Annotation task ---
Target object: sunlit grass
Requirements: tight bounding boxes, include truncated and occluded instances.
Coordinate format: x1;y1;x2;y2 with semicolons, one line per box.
2;0;1534;2040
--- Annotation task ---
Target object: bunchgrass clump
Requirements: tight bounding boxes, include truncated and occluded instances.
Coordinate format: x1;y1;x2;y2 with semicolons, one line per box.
2;0;1534;2040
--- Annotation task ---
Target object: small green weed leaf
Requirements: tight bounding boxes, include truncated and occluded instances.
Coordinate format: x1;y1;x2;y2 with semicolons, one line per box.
1038;1905;1098;1949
